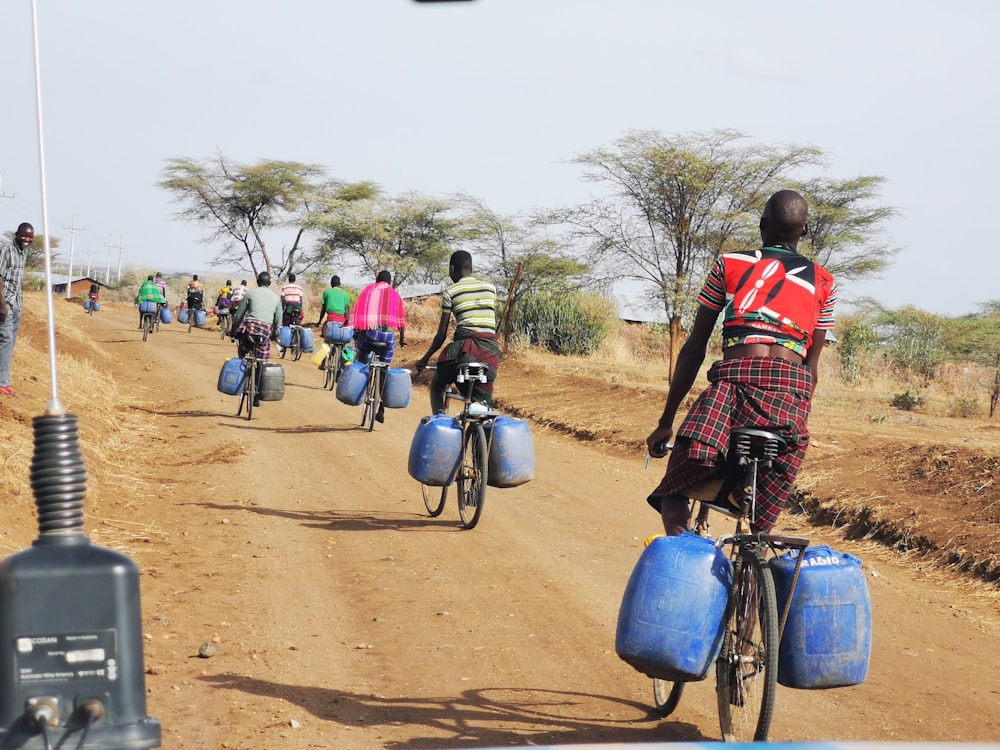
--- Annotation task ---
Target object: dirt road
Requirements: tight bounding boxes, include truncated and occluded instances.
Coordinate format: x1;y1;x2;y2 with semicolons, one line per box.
7;298;1000;748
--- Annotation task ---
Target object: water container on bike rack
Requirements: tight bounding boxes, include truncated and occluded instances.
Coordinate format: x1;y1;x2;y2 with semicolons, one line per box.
217;358;247;396
194;309;208;327
177;307;189;324
383;368;412;409
769;546;872;689
335;362;368;406
323;322;353;344
342;345;356;365
300;327;316;352
311;343;330;367
258;363;285;402
160;306;173;324
138;301;158;314
408;414;463;486
616;533;733;682
484;416;534;488
278;325;293;349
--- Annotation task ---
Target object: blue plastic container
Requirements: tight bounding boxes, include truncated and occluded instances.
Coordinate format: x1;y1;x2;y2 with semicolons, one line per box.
300;327;315;352
194;309;208;327
217;358;246;396
770;546;872;689
408;414;463;486
616;533;733;681
177;308;189;324
485;416;534;488
323;322;353;344
278;325;293;349
84;300;100;312
138;300;158;313
159;307;173;324
384;368;412;409
336;362;368;406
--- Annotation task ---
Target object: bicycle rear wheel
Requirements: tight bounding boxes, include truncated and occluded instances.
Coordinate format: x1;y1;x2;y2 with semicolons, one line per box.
361;367;379;431
245;362;256;421
422;484;448;517
652;679;685;718
716;546;778;743
457;422;487;529
292;330;303;361
142;315;151;342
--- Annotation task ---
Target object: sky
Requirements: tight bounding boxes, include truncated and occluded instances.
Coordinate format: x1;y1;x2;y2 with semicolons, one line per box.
1;0;998;317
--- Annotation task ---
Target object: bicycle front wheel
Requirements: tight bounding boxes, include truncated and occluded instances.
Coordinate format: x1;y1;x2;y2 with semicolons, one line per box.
652;678;685;718
422;483;448;517
457;422;487;529
716;547;778;743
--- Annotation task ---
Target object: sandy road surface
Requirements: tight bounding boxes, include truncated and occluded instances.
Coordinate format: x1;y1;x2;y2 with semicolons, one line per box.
22;301;1000;748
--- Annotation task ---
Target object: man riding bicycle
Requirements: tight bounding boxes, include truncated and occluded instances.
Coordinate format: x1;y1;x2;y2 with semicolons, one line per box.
414;251;499;415
186;274;205;316
231;271;283;407
216;279;234;327
644;190;837;536
352;270;406;424
280;272;305;327
135;275;167;329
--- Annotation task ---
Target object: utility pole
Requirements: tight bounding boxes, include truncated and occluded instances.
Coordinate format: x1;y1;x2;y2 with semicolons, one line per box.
61;215;85;298
104;234;113;284
115;234;125;282
85;246;94;279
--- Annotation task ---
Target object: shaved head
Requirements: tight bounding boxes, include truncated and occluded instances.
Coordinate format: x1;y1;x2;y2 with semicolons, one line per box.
760;190;808;247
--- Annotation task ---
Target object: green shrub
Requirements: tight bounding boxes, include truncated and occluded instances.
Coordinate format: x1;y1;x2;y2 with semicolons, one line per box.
890;390;923;411
511;291;616;356
838;321;879;385
947;396;981;419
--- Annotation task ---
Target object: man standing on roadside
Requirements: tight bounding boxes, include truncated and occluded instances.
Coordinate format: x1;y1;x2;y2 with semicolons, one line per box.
414;251;499;414
352;270;406;423
644;190;837;536
0;222;34;397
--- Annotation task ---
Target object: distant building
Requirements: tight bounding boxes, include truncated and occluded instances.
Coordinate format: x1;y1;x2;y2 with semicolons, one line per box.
50;277;107;297
613;292;669;325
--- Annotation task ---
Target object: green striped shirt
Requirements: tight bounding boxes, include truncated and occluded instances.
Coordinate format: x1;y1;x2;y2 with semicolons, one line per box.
442;276;497;333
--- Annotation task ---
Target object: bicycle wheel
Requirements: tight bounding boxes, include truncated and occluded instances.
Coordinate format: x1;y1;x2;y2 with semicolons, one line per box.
323;348;335;389
245;361;256;421
422;483;448;517
652;679;685;718
363;368;381;432
716;546;778;743
142;315;151;342
220;316;228;340
292;330;303;361
457;422;487;529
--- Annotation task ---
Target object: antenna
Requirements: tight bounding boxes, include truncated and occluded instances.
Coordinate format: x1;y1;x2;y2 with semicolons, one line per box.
60;215;85;299
0;3;162;747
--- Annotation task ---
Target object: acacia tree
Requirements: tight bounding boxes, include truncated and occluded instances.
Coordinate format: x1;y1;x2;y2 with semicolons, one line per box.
159;154;371;279
454;194;590;305
794;175;901;281
311;191;462;287
567;129;824;380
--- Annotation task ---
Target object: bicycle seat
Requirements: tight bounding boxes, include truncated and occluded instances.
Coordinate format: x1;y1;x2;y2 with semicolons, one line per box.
681;428;787;511
730;427;786;464
367;340;390;352
457;362;489;383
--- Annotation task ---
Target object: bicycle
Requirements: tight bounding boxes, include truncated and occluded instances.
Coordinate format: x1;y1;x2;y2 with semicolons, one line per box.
235;334;268;421
646;428;809;743
359;342;392;432
187;305;203;333
279;324;304;361
140;309;156;342
218;308;232;340
419;363;497;530
322;340;347;390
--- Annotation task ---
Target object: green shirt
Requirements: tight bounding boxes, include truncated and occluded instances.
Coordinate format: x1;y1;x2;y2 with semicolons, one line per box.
321;287;351;316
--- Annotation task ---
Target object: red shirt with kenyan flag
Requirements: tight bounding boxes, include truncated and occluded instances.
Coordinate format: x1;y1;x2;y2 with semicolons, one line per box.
698;245;837;357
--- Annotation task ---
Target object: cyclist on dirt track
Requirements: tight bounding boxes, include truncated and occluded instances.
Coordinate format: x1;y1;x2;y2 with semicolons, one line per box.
414;250;499;415
186;274;205;315
644;189;837;537
231;271;282;406
135;275;167;329
280;272;305;327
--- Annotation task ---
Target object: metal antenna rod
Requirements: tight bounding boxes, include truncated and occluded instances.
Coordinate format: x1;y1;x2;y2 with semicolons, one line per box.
30;0;62;416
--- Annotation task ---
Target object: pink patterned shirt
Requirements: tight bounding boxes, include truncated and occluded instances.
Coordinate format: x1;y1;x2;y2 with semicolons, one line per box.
351;281;406;330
